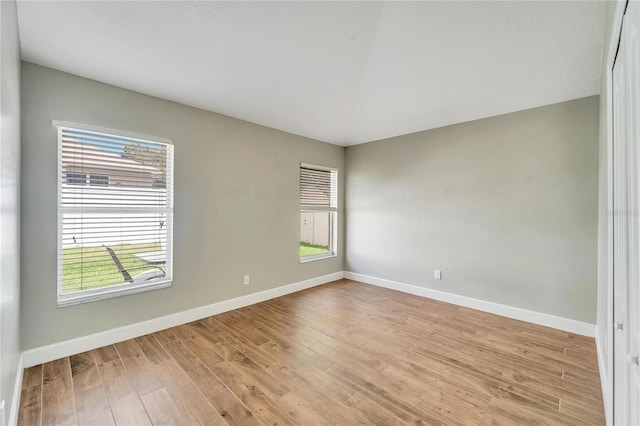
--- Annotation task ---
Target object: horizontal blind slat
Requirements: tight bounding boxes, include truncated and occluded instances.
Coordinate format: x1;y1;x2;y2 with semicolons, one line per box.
300;166;337;209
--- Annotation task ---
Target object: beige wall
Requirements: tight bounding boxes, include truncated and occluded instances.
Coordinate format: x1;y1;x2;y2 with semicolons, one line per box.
20;62;344;350
345;96;599;323
0;0;21;419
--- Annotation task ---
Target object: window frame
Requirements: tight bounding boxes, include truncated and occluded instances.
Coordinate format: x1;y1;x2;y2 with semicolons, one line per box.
54;120;174;306
299;163;338;263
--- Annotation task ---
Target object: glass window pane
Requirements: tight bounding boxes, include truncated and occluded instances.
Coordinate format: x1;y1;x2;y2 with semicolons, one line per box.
62;212;167;294
300;211;331;257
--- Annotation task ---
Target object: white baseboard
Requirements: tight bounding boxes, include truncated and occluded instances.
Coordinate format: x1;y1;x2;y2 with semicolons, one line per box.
8;353;23;426
595;331;610;425
344;272;596;337
22;270;597;369
23;272;343;368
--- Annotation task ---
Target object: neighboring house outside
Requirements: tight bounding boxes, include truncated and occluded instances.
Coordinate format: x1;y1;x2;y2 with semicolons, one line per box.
62;141;159;188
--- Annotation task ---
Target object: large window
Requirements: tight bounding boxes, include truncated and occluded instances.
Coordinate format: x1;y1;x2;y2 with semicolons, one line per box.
300;163;337;261
55;121;174;305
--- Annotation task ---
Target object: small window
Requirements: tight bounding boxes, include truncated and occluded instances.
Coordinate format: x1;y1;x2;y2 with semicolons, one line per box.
300;164;337;262
55;121;174;306
89;174;109;187
65;172;87;185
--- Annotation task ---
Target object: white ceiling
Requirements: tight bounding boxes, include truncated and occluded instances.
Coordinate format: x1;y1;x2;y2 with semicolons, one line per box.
17;1;605;147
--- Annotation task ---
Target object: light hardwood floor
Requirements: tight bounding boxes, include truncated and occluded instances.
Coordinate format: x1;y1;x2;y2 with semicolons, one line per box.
18;279;604;425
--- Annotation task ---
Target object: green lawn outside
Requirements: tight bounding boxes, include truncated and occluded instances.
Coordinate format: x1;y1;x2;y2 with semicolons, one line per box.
63;242;161;294
300;241;329;257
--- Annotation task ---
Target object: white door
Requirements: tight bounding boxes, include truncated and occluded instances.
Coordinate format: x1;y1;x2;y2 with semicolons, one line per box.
627;1;640;423
613;1;640;423
613;38;630;425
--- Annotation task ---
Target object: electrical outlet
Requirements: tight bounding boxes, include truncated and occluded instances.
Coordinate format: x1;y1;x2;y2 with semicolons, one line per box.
434;270;442;280
243;275;250;285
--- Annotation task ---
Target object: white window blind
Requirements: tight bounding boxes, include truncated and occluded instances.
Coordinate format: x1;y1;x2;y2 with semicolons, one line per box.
299;164;337;261
300;166;337;211
55;121;174;305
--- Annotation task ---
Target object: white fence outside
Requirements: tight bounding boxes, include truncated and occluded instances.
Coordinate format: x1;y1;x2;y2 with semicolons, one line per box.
61;185;168;249
300;212;330;247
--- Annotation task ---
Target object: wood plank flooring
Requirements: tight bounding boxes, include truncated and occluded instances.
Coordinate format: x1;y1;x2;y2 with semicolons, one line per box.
18;279;605;425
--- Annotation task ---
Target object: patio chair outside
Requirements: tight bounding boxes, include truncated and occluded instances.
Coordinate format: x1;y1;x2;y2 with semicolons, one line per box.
103;245;165;283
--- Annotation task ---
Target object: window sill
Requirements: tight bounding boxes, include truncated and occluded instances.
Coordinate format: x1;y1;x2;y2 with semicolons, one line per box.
300;252;337;263
57;279;172;307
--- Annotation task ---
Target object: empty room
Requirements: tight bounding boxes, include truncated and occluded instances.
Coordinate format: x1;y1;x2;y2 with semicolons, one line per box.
0;0;638;425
